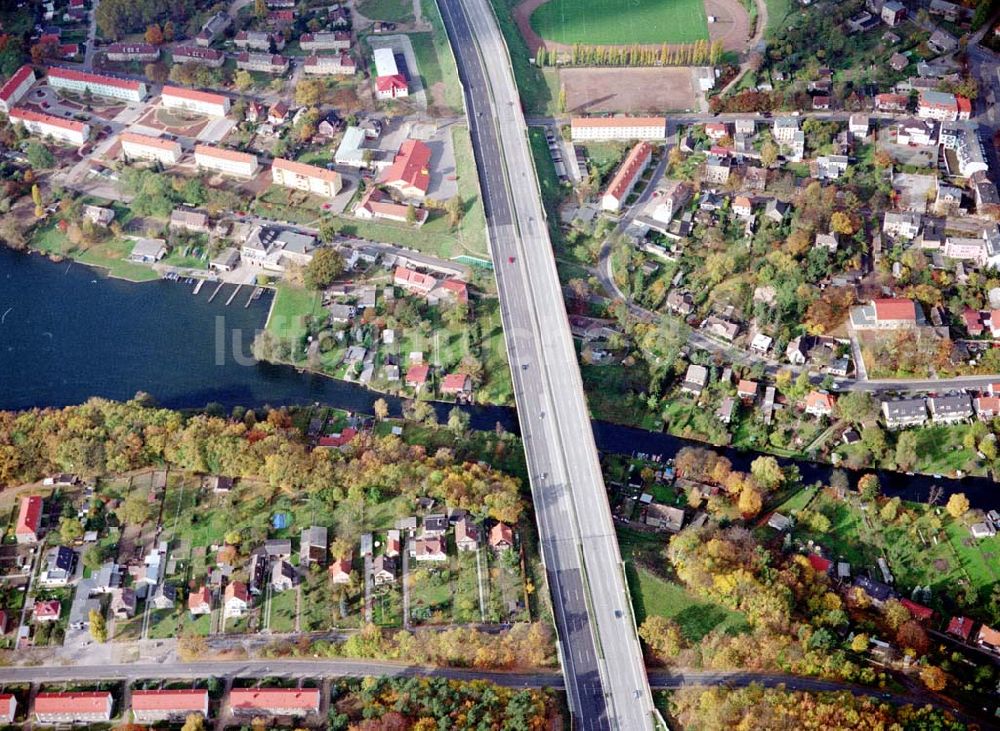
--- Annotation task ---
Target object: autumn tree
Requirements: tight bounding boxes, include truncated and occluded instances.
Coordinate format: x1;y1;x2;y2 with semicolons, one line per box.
178;631;208;661
234;70;253;91
145;23;164;45
32;184;43;218
894;431;919;470
945;492;970;519
749;456;783;492
374;398;389;421
446;195;463;228
738;486;763;517
181;714;206;731
829;211;855;235
89;608;107;642
59;517;85;544
857;474;880;502
639;616;683;662
760;141;778;168
849;633;868;652
897;620;930;656
304;248;344;290
919;664;947;691
295;79;324;106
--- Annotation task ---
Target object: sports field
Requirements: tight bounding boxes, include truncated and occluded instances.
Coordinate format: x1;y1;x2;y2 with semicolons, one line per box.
529;0;709;46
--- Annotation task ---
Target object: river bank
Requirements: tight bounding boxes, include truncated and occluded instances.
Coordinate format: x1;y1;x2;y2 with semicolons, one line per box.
2;245;997;510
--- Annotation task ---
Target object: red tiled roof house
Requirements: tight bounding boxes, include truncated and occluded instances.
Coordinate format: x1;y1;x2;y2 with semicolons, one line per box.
34;692;113;724
15;496;42;543
131;689;209;723
229;688;320;716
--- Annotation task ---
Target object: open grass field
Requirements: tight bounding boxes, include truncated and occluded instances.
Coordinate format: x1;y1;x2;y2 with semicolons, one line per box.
529;0;708;46
266;283;324;343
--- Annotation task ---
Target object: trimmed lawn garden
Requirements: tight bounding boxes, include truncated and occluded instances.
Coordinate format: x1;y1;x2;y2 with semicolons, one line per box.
266;284;324;343
530;0;708;46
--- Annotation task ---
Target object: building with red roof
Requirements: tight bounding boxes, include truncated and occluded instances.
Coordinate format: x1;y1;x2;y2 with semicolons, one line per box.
132;689;209;723
329;552;353;584
570;116;667;141
375;74;408;99
804;391;836;417
382;139;431;201
977;624;1000;652
172;46;226;67
963;307;985;336
194;144;259;177
737;379;758;400
601;142;652;213
47;66;146;101
0;610;9;634
229;688;320;716
900;598;934;622
33;599;61;622
58;44;79;58
957;95;972;120
10;107;89;146
441;373;471;395
188;585;211;616
35;692;113;723
16;495;42;543
223;581;249;617
0;694;15;724
317;427;357;449
354;187;428;226
947;615;975;641
105;43;159;62
806;553;832;574
394;266;436;296
0;64;35;113
490;522;513;551
120;130;182;164
875;93;908;112
975;395;1000;420
236;52;289;74
303;52;356;76
161;85;229;117
405;363;430;390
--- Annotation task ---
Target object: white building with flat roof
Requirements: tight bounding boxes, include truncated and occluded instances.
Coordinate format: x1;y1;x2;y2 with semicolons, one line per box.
194;144;259;177
120;131;182;164
161;86;230;117
9;107;89;146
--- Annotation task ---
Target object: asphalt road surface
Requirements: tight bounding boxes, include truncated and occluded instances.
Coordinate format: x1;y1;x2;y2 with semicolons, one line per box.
436;0;653;728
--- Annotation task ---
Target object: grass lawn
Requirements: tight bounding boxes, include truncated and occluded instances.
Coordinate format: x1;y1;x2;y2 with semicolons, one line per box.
488;0;560;114
528;127;565;236
358;0;414;23
617;528;747;642
419;0;464;113
76;240;160;282
408;565;453;624
530;0;708;45
662;396;730;446
266;283;324;344
372;585;403;627
473;298;513;405
764;0;794;38
268;589;298;633
147;608;182;640
910;425;981;476
453;551;483;623
581;363;663;431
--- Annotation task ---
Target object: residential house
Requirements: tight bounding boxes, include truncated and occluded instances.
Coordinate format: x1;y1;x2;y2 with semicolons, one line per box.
110;587;137;619
875;93;909;112
732;195;754;218
194;145;259;177
947;615;975;641
737;379;758;401
174;46;225;66
188;586;211;615
150;584;176;609
764;199;790;223
106;42;159;61
373;47;408;99
230;689;320;717
0;65;35;114
223;581;249;617
883;212;922;240
385;530;401;558
15;495;42;543
681;364;708;395
413;535;447;561
895;118;937;146
196;12;231;46
703;155;731;184
34;693;113;724
702;316;739;341
33;599;61;622
161;85;229;117
918;90;961;121
405;363;429;391
601;141;652;212
236;52;289;74
271;157;342;198
804;390;836;417
854;576;894;605
0;695;14;725
300;526;328;567
490;523;513;552
881;398;928;428
422;514;448;537
271;560;297;591
329;552;353;584
977;625;1000;653
303;53;357;75
234;31;285;51
371;554;396;585
881;0;905;25
815;232;839;251
570;116;667;141
264;539;292;559
455;518;479;551
83;205;114;226
900;598;934;622
40;546;77;586
975;395;1000;420
131;689;209;724
169;209;210;233
644;503;685;532
851;298;920;329
928;394;973;423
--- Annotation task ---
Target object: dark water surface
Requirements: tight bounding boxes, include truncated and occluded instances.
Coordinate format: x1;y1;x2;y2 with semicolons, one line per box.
1;246;997;507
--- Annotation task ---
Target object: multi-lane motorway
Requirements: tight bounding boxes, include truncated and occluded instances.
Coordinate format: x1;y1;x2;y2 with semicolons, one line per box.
436;0;654;728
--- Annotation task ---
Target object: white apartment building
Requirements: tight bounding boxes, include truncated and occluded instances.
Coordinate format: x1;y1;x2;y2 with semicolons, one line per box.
9;107;89;146
0;64;35;113
570;116;667;141
271;157;342;198
299;31;351;50
120;131;182;164
161;85;230;117
236;52;289;74
47;67;146;102
194;144;259;177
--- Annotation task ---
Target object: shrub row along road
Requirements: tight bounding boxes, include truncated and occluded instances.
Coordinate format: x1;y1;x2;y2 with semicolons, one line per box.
435;0;655;728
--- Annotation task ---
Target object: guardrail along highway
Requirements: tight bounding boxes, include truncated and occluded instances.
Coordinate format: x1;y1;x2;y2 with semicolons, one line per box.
436;0;655;728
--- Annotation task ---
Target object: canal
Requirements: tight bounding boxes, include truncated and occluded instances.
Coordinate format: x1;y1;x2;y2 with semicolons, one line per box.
1;246;996;508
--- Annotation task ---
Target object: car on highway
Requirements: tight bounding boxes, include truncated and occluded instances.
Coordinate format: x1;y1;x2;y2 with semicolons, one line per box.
508;256;515;263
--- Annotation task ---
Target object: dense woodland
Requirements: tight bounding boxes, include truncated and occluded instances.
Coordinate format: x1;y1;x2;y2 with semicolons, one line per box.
670;685;965;730
0;396;524;523
330;677;555;730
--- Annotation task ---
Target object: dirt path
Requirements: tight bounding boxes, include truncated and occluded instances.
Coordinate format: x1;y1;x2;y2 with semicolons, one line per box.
514;0;752;56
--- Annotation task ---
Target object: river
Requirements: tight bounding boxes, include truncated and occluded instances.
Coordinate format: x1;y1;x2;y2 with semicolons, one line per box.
1;246;996;507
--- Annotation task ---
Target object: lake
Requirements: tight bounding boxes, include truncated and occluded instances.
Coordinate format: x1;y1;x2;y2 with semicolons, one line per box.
1;246;997;508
